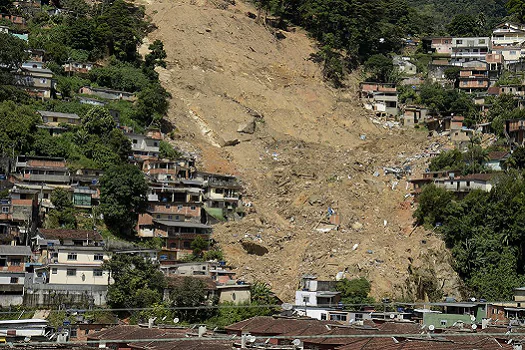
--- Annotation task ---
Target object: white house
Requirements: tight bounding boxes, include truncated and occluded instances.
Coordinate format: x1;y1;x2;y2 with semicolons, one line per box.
47;246;109;285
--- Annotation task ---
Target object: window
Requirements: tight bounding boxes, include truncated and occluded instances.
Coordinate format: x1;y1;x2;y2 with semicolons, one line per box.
183;241;191;249
51;268;57;274
175;215;180;221
444;40;448;44
93;269;103;277
232;293;236;301
85;330;90;335
70;329;77;338
41;79;47;84
330;314;347;321
168;215;172;220
1;207;8;213
190;206;196;210
10;277;18;284
67;253;77;261
133;139;138;144
511;50;517;55
94;253;104;261
478;80;484;86
466;181;471;187
302;296;310;303
456;40;463;44
10;259;20;266
320;313;327;320
67;269;76;276
440;320;447;326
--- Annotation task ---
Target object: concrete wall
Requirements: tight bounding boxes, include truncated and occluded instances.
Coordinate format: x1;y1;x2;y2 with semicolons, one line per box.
0;294;23;307
24;283;107;306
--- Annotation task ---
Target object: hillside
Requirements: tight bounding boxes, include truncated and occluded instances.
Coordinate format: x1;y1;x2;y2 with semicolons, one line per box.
140;0;463;301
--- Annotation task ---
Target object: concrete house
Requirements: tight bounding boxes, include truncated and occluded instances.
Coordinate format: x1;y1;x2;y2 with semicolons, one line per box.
506;119;525;145
434;173;495;198
37;111;81;136
125;133;160;159
294;275;342;321
0;246;32;307
63;62;94;74
484;151;510;171
451;37;490;66
492;22;525;47
79;86;135;101
359;82;399;116
14;67;54;99
401;105;428;127
458;60;490;92
430;37;453;55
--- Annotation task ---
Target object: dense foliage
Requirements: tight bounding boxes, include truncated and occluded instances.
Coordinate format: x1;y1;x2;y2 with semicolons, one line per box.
99;164;148;237
336;278;375;307
104;254;167;310
414;172;525;300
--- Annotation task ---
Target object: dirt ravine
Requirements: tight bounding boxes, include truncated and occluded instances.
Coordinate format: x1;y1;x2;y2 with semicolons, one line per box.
141;0;463;302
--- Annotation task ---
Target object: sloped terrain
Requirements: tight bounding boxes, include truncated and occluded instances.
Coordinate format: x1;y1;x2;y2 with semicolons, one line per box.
141;0;463;301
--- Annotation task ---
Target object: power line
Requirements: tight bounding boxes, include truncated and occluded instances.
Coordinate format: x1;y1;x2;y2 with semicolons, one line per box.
11;332;525;346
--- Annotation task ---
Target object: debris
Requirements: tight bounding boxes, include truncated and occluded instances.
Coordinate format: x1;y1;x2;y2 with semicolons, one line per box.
315;224;337;233
241;241;269;256
352;243;359;251
391;181;398;190
246;11;257;19
367;250;373;254
222;138;241;147
383;220;387;227
275;31;286;40
351;222;363;230
373;171;380;177
360;134;367;140
237;120;256;134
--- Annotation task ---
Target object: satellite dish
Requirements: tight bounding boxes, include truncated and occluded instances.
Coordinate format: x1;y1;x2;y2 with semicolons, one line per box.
292;339;302;346
281;303;293;311
246;335;256;343
471;324;478;330
470;315;476;322
390;314;395;319
428;325;435;331
173;318;179;324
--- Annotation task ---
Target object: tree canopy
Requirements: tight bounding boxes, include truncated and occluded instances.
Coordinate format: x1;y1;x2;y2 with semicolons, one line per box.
99;164;148;237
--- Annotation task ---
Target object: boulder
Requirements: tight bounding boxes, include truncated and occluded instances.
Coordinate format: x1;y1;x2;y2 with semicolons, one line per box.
237;120;256;134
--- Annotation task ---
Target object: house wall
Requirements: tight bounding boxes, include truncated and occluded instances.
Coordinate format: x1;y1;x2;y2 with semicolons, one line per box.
431;38;452;54
295;291;318;306
422;313;472;327
23;283;107;306
218;287;251;304
48;266;108;285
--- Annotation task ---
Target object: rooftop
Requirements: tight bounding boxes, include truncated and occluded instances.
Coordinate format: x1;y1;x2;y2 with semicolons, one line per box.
0;245;31;256
37;110;80;119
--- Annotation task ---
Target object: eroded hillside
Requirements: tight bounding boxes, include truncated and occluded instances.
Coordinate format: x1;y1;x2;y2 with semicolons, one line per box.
140;0;464;301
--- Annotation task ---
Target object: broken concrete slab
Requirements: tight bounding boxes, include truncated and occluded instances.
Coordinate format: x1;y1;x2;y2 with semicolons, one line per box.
237;120;256;134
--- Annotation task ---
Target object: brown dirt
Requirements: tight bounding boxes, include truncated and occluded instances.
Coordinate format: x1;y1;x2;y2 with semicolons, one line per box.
140;0;464;302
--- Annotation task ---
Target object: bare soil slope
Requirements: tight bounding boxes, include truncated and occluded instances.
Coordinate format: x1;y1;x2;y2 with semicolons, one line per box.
142;0;463;301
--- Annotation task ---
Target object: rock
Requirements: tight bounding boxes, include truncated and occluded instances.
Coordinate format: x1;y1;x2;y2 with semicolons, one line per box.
237;120;256;134
308;194;322;205
275;31;286;40
246;11;257;19
222;138;240;147
205;28;212;32
352;222;363;230
241;241;269;256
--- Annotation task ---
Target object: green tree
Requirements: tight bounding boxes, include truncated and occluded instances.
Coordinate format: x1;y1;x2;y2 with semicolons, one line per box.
104;254;166;309
336;278;375;307
507;0;525;23
99;164;148;237
159;141;180;160
413;184;455;227
51;188;73;211
134;83;170;126
0;101;40;155
506;147;525;170
447;14;483;36
170;277;215;323
444;66;460;87
0;33;29;72
190;236;209;257
364;54;394;83
81;107;116;136
429;149;464;172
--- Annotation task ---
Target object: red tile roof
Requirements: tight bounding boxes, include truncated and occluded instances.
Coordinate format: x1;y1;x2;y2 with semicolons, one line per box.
487;151;509;161
38;229;103;241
